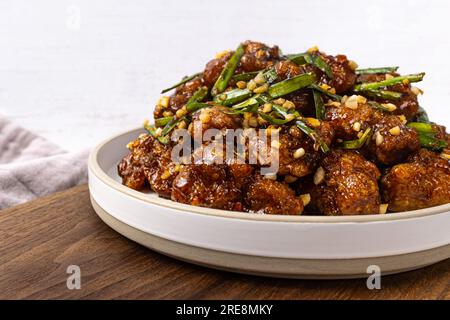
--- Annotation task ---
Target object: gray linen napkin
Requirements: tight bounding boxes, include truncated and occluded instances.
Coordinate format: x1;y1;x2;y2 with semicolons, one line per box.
0;115;89;209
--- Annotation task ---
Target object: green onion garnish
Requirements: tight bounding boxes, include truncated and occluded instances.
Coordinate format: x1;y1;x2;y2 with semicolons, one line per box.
355;66;399;75
161;72;202;94
211;44;245;96
354;73;425;91
341;128;372;149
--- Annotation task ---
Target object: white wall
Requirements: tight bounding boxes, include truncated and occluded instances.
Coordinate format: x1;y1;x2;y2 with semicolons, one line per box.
0;0;449;151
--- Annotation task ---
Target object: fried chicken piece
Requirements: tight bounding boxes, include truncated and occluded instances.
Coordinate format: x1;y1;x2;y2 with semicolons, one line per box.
171;164;250;211
312;150;381;215
189;105;242;139
118;153;147;190
356;72;420;120
118;134;177;198
277;123;334;177
325;100;382;140
203;52;233;87
153;76;204;119
244;176;303;215
317;53;357;94
325;100;420;165
381;149;450;212
239;40;280;72
368;115;420;165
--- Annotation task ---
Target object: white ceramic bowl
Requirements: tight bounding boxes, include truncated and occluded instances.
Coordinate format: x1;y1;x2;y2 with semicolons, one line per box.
88;128;450;279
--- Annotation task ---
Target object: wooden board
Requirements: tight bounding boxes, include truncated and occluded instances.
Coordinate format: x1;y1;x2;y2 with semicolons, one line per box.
0;184;449;299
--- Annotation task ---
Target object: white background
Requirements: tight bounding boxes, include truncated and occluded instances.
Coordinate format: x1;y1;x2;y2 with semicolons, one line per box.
1;0;449;151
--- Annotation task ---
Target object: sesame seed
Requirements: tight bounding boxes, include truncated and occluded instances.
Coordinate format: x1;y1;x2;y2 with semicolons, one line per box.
282;100;296;109
389;126;401;136
215;50;230;59
356;95;367;104
284;114;296;122
253;83;269;94
176;107;187;118
348;60;359;70
262;103;273;113
247;79;257;91
381;103;397;112
379;204;389;214
345;95;359;109
293;147;305;159
440;153;450;160
398;115;407;124
411;86;423;96
273;98;286;105
305;117;321;127
254;72;266;84
352;122;361;132
161;170;171;180
155;127;163;137
199;110;211;123
375;131;384;146
177;120;187;129
236;81;247;89
314;167;325;185
320;83;332;91
307;45;319;53
158;96;170;108
300;193;311;206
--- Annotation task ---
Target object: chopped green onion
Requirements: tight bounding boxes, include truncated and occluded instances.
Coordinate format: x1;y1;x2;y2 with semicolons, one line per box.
304;54;333;79
161;72;202;94
144;123;170;144
354;73;425;91
309;83;342;101
341;128;372;149
367;101;396;112
263;68;279;84
296;120;330;153
287;53;333;79
258;112;290;125
186;102;211;113
406;122;436;133
362;89;403;100
155;116;172;127
232;94;262;109
272;104;301;119
355;66;399;75
186;86;209;105
212;44;245;96
313;90;325;120
213;88;252;106
232;71;259;82
417;132;447;151
268;73;316;98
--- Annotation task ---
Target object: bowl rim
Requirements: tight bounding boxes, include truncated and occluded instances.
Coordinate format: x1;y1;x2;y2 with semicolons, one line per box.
88;127;450;223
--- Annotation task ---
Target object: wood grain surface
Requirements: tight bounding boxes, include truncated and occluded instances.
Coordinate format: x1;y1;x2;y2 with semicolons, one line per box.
0;184;449;300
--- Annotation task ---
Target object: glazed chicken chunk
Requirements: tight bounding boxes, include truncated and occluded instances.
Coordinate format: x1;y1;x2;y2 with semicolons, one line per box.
120;40;449;215
381;149;450;212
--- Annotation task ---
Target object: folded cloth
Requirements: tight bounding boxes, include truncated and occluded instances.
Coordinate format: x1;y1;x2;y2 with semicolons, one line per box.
0;115;89;209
